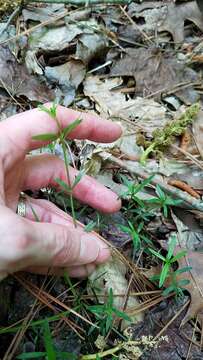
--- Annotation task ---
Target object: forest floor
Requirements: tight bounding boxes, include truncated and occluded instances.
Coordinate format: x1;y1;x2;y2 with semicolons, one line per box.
1;1;203;359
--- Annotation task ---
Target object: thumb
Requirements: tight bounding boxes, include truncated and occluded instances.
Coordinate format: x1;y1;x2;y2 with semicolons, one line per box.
28;220;111;267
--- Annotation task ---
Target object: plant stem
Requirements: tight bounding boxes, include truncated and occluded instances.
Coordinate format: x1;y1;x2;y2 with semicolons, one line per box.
28;0;130;4
81;343;122;359
61;140;77;227
140;143;155;165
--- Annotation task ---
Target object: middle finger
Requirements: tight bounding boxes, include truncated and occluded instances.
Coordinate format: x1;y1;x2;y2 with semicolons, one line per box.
22;154;121;213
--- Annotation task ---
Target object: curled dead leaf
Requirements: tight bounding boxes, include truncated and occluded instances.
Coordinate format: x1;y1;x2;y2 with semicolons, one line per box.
110;47;200;104
88;256;144;329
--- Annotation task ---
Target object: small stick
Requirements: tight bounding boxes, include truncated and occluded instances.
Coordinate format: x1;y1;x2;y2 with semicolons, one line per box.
171;143;203;171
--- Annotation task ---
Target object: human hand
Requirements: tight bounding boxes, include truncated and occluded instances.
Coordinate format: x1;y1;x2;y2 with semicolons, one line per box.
0;105;122;280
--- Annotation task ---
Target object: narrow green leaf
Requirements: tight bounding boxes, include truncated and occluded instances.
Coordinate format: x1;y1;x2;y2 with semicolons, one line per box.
43;320;56;360
105;315;113;333
150;274;161;282
135;175;154;193
62;118;82;138
156;185;165;199
177;279;190;287
55;178;71;193
171;250;187;263
113;308;131;322
132;195;145;207
175;266;192;275
119;225;131;234
84;221;97;233
149;248;166;262
88;305;104;314
146;198;161;204
167;235;177;260
159;263;170;287
72;169;86;188
132;232;141;250
119;174;131;187
163;204;168;218
162;285;175;297
38;103;57;119
32;133;58;142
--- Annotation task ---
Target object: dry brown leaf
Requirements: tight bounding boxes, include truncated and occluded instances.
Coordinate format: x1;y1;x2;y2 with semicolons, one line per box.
45;59;86;106
128;1;203;43
110;47;199;104
159;1;203;43
177;249;203;325
0;46;54;102
84;75;167;135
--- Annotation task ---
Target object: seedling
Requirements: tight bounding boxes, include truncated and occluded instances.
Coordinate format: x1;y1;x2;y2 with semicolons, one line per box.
162;266;191;297
119;221;144;251
16;320;78;359
149;235;188;288
147;184;182;217
84;213;106;233
32;102;84;224
88;288;131;336
120;174;154;207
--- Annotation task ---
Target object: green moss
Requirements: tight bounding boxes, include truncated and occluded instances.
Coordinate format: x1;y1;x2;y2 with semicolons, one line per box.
140;103;200;164
0;0;22;15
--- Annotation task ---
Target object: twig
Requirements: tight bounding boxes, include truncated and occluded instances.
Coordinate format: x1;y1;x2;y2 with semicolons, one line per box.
119;5;153;44
171;143;203;171
186;316;198;360
0;6;20;38
101;153;203;212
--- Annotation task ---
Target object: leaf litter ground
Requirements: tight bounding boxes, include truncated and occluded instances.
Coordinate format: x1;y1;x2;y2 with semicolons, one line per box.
1;0;203;359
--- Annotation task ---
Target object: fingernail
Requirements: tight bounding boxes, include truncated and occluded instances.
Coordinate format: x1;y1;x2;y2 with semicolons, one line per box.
96;240;111;264
114;121;124;135
80;234;110;264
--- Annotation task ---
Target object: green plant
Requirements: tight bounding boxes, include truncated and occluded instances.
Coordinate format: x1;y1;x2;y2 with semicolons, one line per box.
149;235;189;290
84;213;106;233
162;266;191;297
88;288;131;336
147;185;182;217
32;102;84;225
16;320;78;359
140;103;200;163
119;221;144;251
120;174;154;208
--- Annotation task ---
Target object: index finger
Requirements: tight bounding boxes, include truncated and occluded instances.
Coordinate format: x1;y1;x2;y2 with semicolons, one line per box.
0;105;122;168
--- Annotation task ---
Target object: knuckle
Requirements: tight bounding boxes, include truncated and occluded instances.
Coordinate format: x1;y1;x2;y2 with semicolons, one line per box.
13;223;31;253
53;227;80;266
